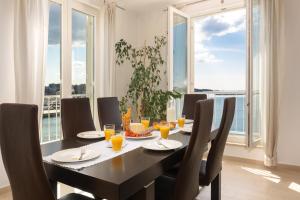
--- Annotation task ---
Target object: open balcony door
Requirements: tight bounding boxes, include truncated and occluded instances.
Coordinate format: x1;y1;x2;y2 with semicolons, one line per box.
168;6;191;117
247;0;263;147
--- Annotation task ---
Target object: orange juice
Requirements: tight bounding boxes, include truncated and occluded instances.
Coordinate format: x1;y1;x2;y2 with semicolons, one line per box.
141;119;150;128
160;126;170;139
178;117;185;128
105;129;115;141
111;135;123;152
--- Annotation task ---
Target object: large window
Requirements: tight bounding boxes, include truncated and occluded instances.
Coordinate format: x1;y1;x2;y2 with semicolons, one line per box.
194;9;247;136
71;9;94;100
42;1;62;143
41;1;96;143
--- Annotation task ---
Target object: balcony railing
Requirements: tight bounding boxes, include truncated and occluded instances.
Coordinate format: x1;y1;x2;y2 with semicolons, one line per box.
195;90;246;135
41;94;86;144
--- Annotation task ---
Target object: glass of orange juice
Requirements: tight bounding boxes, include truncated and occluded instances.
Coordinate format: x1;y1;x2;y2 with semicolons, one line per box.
160;123;170;139
104;124;115;141
111;135;123;152
141;117;150;128
178;115;186;128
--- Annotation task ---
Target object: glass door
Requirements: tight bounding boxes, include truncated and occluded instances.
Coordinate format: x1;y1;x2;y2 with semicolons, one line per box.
71;8;95;112
168;6;191;117
247;0;262;147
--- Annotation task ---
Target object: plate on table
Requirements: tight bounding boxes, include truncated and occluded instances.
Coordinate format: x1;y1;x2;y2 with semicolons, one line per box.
185;119;194;124
181;126;193;133
51;148;101;163
142;139;183;151
77;131;104;139
126;134;157;140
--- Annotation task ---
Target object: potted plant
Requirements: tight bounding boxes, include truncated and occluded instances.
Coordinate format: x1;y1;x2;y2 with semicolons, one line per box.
115;36;181;121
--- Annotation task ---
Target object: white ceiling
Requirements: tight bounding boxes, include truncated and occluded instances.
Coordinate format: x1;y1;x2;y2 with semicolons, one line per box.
116;0;190;13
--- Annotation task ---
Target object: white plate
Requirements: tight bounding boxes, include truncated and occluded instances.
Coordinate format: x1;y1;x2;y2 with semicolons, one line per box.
51;148;101;163
142;139;183;151
77;131;104;139
185;119;194;124
126;134;157;140
181;126;193;133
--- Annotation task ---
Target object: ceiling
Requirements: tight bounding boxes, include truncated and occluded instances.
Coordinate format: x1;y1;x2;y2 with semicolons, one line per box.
116;0;191;13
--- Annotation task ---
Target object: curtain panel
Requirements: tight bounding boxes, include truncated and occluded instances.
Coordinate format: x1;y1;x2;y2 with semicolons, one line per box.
261;0;281;167
1;0;48;121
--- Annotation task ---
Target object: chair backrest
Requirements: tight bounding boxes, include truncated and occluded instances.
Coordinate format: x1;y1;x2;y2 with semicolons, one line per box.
61;98;96;139
97;97;122;130
174;99;214;200
0;104;55;200
182;94;207;120
205;97;236;183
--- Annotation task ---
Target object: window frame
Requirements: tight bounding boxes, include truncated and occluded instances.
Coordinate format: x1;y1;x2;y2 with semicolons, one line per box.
42;0;99;144
190;4;257;146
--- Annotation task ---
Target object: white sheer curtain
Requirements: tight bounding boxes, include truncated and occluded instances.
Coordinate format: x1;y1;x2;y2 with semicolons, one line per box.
261;0;281;167
13;0;49;121
98;1;116;98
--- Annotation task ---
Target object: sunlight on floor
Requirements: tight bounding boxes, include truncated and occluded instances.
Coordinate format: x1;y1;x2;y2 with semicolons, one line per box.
288;182;300;193
241;167;281;183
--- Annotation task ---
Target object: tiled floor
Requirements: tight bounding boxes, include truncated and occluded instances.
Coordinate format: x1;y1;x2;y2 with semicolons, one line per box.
1;158;300;200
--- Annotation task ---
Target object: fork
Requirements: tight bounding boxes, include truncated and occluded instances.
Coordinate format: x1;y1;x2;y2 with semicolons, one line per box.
157;139;169;149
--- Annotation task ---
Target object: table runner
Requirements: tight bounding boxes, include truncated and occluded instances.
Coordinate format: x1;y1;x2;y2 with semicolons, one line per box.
43;128;186;170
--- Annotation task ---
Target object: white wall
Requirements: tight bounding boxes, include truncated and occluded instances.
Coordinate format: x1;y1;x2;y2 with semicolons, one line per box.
0;0;15;189
114;8;138;99
277;0;300;166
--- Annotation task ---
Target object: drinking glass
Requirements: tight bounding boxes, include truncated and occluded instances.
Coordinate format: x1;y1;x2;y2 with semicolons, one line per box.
104;124;115;141
178;115;186;128
160;123;170;139
111;135;123;152
141;117;150;128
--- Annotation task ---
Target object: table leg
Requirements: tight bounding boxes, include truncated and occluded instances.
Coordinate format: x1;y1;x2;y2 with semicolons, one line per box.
128;181;155;200
49;179;58;199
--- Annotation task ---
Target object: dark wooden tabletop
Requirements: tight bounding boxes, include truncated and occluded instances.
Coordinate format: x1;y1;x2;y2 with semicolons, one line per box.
42;131;191;200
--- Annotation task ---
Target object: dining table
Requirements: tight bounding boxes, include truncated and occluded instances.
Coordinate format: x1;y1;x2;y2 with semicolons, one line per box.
41;129;193;200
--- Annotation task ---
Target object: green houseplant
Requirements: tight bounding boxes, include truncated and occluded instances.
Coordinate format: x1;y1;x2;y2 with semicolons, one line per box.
115;36;181;121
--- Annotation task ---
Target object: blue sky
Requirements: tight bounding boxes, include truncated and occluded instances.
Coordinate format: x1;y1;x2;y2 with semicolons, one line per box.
46;2;87;86
194;9;246;91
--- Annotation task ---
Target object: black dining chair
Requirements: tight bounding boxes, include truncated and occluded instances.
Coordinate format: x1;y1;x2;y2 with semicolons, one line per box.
182;94;207;120
155;99;214;200
97;97;122;130
0;103;93;200
163;97;236;200
61;98;96;139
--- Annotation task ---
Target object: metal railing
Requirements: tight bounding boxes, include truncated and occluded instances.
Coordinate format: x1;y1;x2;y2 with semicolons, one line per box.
41;94;86;143
195;90;246;135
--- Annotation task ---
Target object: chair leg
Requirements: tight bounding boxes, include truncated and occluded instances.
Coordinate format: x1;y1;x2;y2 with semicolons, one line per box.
211;172;221;200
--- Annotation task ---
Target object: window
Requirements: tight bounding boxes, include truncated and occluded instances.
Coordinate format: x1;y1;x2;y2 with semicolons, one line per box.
71;9;94;101
41;0;97;143
193;8;247;138
42;1;62;143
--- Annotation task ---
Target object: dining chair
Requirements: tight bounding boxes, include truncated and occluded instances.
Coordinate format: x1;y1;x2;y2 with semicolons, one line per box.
155;99;214;200
97;97;122;130
61;98;96;139
182;94;207;120
198;97;236;200
163;97;236;200
0;103;93;200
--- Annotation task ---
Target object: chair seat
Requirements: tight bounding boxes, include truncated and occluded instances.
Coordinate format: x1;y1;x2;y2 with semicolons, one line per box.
155;175;176;200
59;193;94;200
164;160;209;186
